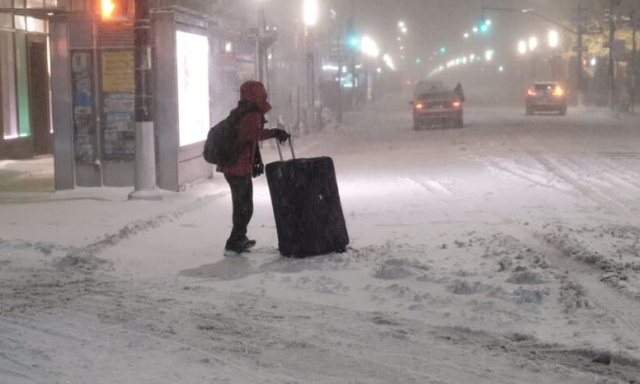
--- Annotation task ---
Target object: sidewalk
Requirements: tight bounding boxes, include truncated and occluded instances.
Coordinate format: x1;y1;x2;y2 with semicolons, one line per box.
0;156;54;193
0;131;324;249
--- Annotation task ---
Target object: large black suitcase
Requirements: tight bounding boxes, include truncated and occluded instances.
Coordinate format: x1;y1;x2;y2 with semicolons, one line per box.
265;140;349;257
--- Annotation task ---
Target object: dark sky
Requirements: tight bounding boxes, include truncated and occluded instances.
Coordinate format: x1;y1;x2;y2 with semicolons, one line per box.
343;0;577;74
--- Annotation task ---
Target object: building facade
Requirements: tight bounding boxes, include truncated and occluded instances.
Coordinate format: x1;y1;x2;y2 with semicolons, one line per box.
2;0;260;191
0;0;58;160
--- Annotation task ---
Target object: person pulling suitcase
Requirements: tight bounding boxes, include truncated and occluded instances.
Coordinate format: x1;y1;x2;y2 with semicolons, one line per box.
217;80;290;257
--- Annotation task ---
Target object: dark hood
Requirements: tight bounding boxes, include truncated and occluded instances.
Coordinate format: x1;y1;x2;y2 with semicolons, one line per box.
238;80;272;114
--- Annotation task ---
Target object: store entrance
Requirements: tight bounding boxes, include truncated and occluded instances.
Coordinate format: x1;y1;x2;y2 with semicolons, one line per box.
28;36;52;156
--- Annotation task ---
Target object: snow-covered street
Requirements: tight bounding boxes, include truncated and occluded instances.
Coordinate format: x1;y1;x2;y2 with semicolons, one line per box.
2;96;640;383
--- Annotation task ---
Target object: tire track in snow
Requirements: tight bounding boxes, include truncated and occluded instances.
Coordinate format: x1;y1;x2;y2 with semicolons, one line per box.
435;326;640;383
556;154;640;208
512;132;640;215
595;152;640;190
526;151;628;215
501;226;640;351
397;176;465;219
577;153;640;212
398;176;454;197
475;155;571;193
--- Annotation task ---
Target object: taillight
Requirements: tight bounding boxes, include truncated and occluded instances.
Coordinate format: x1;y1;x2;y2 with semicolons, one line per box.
452;101;461;108
415;102;424;110
553;86;564;97
527;89;537;96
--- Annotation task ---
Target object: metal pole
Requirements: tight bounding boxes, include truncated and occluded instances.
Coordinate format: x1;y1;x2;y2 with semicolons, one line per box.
310;50;316;130
632;11;637;113
130;0;158;197
257;5;266;83
92;21;104;186
305;26;315;132
531;53;536;82
336;32;343;123
576;0;584;103
608;0;616;110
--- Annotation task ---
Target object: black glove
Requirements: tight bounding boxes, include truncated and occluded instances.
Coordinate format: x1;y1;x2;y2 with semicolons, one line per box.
252;162;264;178
252;146;264;178
273;129;290;143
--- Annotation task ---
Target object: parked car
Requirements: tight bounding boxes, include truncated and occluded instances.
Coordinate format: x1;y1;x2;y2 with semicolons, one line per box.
525;82;567;116
411;88;463;130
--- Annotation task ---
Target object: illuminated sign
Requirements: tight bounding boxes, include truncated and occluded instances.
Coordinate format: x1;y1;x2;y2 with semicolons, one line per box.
101;0;132;22
177;31;210;147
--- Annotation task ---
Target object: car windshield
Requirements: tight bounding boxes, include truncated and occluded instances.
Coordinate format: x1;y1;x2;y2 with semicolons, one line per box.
417;91;456;100
534;84;559;91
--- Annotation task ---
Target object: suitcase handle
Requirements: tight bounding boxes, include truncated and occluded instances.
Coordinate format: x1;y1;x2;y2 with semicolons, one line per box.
276;135;296;161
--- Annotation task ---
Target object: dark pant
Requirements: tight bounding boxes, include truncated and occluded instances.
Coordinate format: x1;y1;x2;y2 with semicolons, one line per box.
224;174;253;251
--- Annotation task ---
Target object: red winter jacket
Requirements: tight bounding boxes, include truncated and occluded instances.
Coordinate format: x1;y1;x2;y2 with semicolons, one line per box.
216;81;276;176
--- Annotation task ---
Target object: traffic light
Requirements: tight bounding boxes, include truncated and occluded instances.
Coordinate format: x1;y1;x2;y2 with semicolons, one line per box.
439;46;446;54
347;34;359;50
478;19;491;34
100;0;132;22
346;17;359;51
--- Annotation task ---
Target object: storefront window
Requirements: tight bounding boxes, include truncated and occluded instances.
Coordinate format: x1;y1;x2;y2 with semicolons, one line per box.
177;31;210;147
71;0;86;11
14;15;25;30
54;0;70;10
26;0;44;7
0;14;11;30
26;16;45;32
0;30;18;139
0;1;11;29
15;33;30;137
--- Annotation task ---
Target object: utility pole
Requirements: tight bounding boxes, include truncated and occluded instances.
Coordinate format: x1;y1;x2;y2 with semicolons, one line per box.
130;0;158;199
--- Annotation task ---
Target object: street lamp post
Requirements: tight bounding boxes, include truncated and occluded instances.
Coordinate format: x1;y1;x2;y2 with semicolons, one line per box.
529;36;538;81
518;40;527;92
548;30;559;80
256;1;265;83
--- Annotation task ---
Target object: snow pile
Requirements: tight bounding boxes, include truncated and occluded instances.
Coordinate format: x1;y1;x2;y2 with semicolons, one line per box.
2;98;640;382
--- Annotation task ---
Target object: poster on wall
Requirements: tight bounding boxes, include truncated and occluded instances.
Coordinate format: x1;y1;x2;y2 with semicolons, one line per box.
176;31;210;147
71;51;96;163
101;51;135;159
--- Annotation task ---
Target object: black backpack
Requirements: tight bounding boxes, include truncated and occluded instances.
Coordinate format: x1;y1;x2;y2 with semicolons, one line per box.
203;106;258;166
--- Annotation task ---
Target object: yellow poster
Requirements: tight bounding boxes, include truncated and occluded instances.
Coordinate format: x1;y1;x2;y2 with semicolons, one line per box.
102;51;135;93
